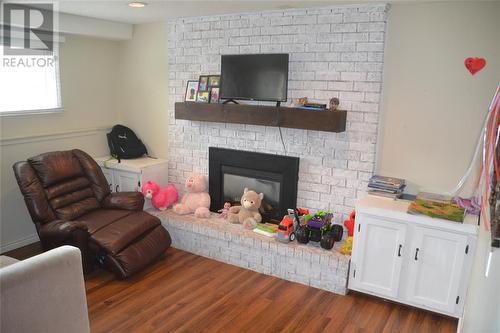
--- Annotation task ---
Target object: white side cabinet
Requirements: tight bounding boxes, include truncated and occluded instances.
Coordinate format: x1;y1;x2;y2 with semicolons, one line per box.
351;215;407;299
93;156;169;209
348;196;478;318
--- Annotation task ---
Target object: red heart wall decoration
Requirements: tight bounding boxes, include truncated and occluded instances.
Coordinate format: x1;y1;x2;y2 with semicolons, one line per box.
464;57;486;75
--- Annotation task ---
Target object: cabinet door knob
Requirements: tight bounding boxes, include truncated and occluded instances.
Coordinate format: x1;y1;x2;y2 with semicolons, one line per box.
414;248;419;261
398;244;402;257
115;185;119;192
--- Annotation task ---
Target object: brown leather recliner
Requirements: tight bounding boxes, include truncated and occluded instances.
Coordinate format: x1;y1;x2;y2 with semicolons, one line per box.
13;149;171;279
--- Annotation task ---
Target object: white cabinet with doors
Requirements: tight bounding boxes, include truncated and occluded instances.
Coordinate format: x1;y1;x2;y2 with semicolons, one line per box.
348;196;478;318
405;226;469;314
93;156;169;209
351;215;407;299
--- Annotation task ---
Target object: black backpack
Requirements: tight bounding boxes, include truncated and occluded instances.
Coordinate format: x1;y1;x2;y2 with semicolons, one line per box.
107;125;148;162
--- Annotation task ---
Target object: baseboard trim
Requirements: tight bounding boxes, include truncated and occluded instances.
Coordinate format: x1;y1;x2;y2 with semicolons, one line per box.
0;234;39;254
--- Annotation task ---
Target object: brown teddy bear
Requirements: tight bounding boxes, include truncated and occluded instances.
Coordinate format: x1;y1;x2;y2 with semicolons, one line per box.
228;188;264;229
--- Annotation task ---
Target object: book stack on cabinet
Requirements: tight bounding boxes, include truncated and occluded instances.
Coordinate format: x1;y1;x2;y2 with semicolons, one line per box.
367;175;406;199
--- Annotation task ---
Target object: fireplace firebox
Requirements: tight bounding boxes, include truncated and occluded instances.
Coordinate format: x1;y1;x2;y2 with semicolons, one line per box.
209;147;299;223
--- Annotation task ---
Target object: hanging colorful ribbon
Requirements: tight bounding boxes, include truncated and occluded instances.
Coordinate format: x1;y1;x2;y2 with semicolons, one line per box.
479;86;500;231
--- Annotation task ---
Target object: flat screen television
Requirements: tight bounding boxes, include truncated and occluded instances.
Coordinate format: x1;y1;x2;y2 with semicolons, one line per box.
220;54;289;103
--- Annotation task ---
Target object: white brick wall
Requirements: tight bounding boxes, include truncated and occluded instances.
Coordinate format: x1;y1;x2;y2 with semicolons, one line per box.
167;4;389;221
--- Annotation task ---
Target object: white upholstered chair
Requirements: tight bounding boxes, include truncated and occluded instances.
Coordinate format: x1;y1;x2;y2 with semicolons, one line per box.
0;245;90;333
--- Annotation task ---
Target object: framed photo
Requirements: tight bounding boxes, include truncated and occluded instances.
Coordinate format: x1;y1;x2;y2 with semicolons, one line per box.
208;75;220;88
209;87;220;103
184;80;199;102
197;91;210;103
198;76;209;91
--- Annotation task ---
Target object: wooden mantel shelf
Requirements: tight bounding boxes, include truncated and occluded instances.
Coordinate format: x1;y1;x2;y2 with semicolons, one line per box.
174;102;347;133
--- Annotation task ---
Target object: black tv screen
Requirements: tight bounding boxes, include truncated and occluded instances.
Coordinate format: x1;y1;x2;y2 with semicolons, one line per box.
220;54;289;102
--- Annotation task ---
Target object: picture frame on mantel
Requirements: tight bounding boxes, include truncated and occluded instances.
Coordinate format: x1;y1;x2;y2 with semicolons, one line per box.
197;91;210;103
209;87;220;103
184;80;199;102
198;75;209;92
208;75;220;87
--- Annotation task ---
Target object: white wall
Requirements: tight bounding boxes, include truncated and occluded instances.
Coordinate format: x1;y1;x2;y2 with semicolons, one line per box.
378;3;500;332
117;23;169;158
378;2;500;195
0;34;120;252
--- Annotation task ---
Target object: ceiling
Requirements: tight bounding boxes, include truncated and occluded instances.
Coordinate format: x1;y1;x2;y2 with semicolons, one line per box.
6;0;481;24
47;1;376;24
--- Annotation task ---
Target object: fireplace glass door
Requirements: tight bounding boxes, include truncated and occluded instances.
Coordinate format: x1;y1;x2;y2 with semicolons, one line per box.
209;147;299;224
222;167;281;222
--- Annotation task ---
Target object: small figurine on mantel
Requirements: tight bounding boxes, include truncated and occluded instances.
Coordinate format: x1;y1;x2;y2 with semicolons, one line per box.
298;97;308;106
289;97;308;108
218;202;232;219
329;97;340;111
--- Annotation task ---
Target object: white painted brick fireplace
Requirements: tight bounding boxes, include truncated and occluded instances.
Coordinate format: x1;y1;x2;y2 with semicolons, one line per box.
167;4;389;222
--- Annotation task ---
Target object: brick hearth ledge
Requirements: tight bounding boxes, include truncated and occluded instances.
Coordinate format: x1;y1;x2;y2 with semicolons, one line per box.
149;209;350;295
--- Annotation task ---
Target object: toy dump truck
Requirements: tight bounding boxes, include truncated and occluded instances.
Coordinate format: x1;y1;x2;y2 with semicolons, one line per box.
276;208;309;243
276;209;300;242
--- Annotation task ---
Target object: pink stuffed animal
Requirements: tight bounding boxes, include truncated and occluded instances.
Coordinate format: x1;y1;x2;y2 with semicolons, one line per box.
141;181;178;211
173;172;211;218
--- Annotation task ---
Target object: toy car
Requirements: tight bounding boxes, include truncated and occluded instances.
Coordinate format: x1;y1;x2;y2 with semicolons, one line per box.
276;216;296;242
276;208;308;243
296;211;344;250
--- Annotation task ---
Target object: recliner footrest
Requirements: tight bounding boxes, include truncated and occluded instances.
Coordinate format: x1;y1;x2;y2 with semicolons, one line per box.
91;211;160;255
105;225;171;279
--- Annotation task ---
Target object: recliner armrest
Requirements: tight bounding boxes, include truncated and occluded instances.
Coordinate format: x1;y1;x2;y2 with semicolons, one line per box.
39;220;88;243
102;192;145;211
38;220;93;274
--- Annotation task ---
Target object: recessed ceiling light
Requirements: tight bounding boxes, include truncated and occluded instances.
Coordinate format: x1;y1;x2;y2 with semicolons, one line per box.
128;2;147;8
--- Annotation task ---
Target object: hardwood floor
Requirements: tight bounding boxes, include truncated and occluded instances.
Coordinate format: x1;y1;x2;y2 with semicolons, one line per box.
4;243;458;333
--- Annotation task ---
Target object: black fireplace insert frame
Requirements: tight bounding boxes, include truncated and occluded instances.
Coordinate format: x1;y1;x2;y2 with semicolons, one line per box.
209;147;299;223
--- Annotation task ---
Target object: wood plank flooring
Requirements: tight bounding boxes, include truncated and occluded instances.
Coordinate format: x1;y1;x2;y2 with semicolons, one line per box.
4;243;458;333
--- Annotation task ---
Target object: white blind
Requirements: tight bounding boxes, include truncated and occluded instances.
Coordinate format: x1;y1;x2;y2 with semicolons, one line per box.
0;51;61;113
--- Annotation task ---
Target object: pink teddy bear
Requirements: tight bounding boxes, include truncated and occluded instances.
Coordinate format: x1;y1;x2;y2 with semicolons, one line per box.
173;172;211;218
141;181;178;211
